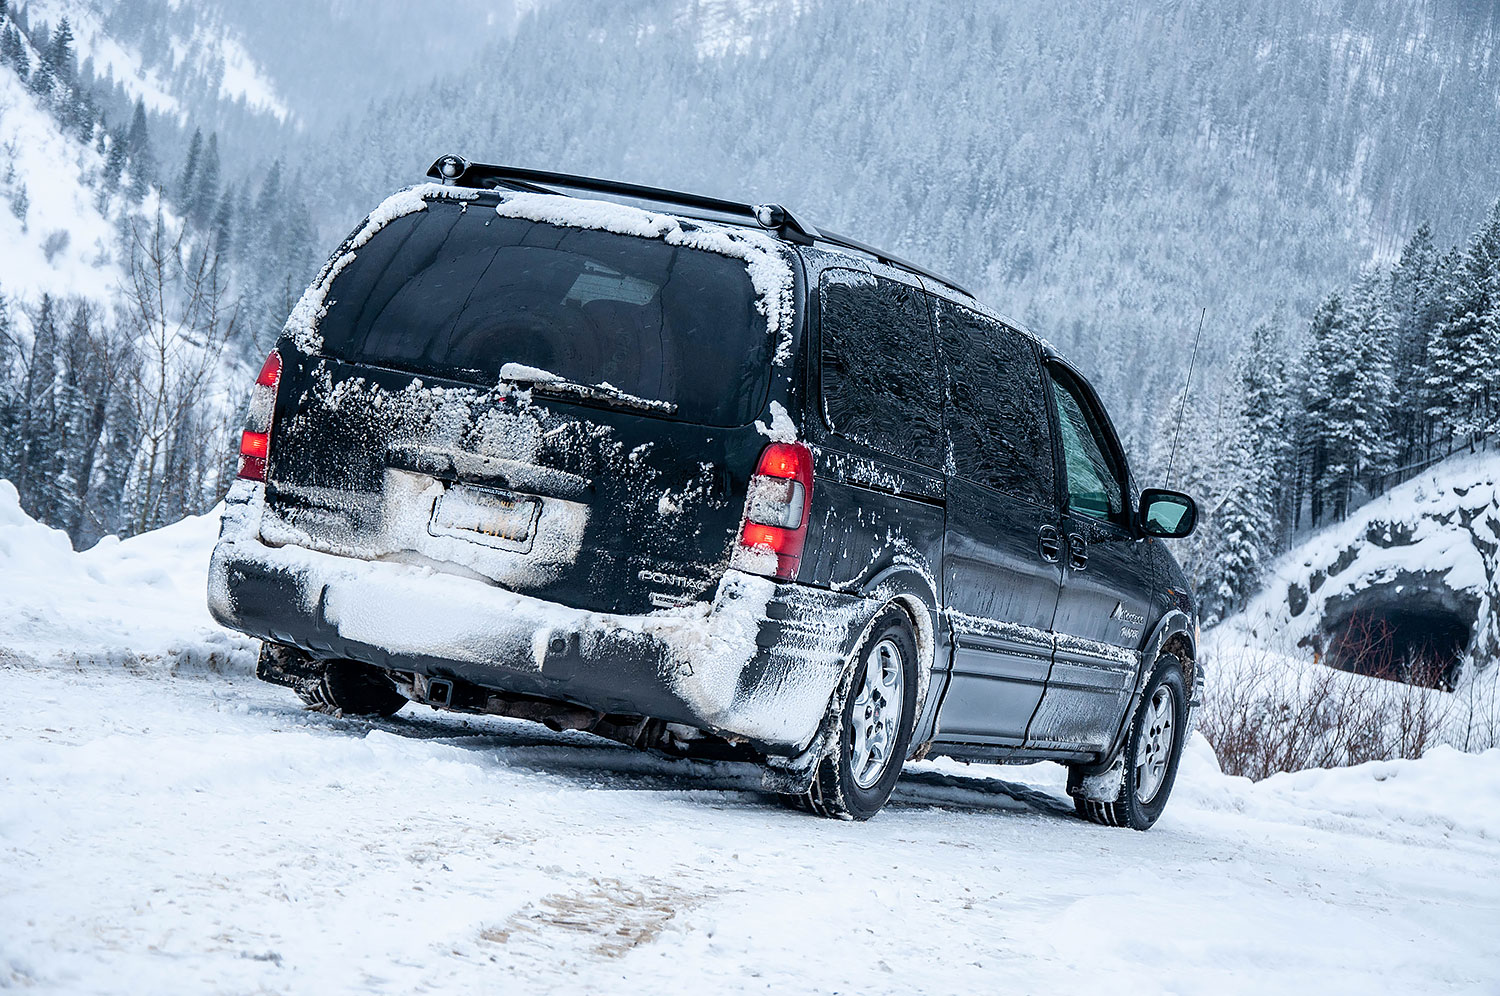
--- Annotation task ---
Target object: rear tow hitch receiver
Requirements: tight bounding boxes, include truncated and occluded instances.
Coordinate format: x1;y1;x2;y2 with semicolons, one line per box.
424;677;454;708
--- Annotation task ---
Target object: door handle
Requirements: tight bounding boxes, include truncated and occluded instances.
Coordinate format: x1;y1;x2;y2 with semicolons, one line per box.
1039;524;1061;563
1068;532;1088;570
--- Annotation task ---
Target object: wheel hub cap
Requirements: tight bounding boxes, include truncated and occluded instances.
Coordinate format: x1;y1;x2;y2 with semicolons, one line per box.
850;637;906;790
1134;684;1176;805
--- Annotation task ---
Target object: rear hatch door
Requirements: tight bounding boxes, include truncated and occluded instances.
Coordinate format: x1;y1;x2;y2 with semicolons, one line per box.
261;193;797;617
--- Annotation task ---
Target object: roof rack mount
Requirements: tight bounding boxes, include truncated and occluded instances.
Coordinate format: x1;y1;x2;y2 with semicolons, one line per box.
425;155;973;298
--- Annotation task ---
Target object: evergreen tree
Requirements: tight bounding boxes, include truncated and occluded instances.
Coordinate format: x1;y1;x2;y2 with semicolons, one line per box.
1426;200;1500;444
1200;407;1272;624
189;132;220;228
0;287;16;481
1300;279;1394;523
18;295;61;522
46;16;73;83
1238;317;1295;549
211;188;235;261
1302;293;1353;524
1388;223;1443;464
177;127;203;207
1347;269;1397;490
28;33;53;96
125;99;155;202
0;24;28;83
56;304;113;543
102;126;129;190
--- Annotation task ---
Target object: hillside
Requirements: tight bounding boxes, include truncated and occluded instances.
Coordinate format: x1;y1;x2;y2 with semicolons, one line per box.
293;0;1500;444
0;28;125;307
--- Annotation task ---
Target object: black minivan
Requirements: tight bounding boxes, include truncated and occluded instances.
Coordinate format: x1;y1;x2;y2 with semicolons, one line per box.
209;157;1201;827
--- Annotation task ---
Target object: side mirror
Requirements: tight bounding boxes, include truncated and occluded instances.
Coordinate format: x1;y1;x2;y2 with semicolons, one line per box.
1139;488;1197;538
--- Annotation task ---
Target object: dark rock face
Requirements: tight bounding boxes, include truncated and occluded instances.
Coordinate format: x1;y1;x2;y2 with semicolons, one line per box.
1311;572;1482;687
1231;457;1500;685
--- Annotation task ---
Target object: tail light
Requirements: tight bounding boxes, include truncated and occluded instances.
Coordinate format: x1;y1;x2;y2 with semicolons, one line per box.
734;442;814;580
237;349;282;482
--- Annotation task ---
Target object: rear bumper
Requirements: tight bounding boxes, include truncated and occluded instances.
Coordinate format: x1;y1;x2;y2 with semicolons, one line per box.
207;483;868;750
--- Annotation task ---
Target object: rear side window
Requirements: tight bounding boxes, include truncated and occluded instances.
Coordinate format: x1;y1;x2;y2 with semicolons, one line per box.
935;300;1054;507
819;269;941;467
314;200;773;427
1049;368;1128;525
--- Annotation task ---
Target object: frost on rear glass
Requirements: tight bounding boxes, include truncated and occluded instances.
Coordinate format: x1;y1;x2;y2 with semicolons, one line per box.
287;186;797;370
286;183;479;355
492;192;797;366
818;268;942;468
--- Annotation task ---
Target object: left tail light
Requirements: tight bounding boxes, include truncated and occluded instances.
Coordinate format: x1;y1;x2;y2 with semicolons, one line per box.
237;349;282;482
735;442;814;580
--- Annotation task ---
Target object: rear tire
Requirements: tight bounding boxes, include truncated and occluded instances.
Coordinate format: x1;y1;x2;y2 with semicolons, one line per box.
789;607;919;821
1070;655;1187;831
300;660;408;718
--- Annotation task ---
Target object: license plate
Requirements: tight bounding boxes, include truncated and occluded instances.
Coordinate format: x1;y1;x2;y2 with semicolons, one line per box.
428;485;540;552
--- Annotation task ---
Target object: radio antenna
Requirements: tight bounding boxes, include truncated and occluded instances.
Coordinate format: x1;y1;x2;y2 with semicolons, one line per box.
1166;308;1206;488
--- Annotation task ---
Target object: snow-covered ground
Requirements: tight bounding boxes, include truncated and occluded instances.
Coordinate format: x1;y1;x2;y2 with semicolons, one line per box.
3;484;1499;994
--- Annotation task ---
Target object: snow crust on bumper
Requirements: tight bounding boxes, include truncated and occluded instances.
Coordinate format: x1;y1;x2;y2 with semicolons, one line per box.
208;483;863;749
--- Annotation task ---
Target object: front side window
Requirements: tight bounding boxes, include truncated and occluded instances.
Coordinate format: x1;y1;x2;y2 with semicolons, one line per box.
819;269;941;467
1049;369;1127;525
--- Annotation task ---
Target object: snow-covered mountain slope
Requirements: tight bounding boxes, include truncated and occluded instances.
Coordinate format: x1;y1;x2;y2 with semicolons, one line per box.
13;0;545;131
17;0;290;123
0;47;125;306
1;480;1498;993
1225;451;1500;677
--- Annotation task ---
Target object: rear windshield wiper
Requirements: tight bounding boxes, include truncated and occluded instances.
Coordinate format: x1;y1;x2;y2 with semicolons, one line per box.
498;366;678;415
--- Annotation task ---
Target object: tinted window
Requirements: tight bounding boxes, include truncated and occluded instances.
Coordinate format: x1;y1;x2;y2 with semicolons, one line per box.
935;300;1054;506
315;199;772;426
1050;370;1127;524
819;269;941;467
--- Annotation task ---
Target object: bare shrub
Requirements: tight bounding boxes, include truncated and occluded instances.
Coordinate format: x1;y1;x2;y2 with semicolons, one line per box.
1199;639;1497;780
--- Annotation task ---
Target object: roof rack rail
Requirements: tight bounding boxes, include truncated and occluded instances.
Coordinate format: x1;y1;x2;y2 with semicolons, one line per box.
426;155;974;298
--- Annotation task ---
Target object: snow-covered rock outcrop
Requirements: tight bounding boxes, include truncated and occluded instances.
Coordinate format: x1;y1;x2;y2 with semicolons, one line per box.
1227;452;1500;681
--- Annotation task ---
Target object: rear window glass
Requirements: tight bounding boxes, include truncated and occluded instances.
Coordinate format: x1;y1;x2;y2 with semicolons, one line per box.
936;300;1055;507
819;269;942;467
315;200;774;426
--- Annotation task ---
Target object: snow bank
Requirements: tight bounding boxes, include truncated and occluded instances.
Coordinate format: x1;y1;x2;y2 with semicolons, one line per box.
1172;728;1500;840
0;480;255;671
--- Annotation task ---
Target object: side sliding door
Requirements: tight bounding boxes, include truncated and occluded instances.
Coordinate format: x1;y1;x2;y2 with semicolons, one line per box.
931;300;1062;747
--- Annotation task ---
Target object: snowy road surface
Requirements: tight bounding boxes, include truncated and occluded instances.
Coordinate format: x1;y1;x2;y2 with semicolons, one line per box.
3;487;1500;994
5;659;1499;995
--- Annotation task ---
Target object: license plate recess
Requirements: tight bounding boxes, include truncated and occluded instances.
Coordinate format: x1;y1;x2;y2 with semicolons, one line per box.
428;484;540;553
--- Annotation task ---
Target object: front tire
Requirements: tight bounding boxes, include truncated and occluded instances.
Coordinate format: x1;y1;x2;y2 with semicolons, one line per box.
1071;655;1188;830
789;607;919;821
